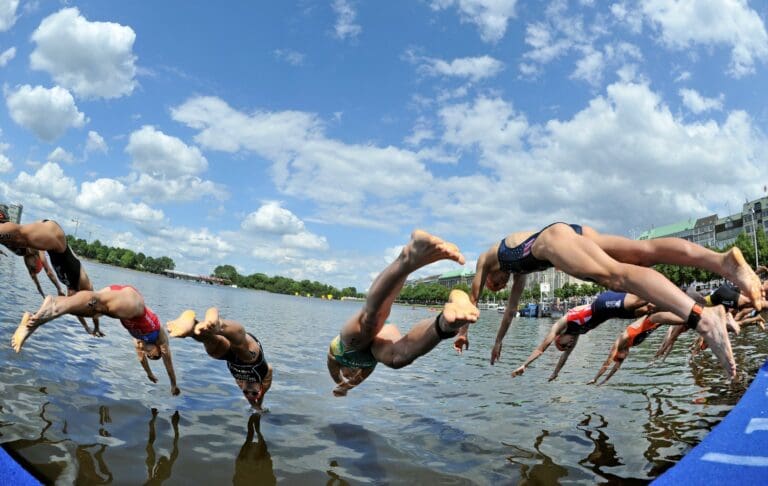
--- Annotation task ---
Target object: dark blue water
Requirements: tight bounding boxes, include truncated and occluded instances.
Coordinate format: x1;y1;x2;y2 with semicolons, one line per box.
1;256;766;484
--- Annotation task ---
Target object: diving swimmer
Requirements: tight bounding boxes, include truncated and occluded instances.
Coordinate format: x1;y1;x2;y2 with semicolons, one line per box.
327;229;479;396
167;307;273;409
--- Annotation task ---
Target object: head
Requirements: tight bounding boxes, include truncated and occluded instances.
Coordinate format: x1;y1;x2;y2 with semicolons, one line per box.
326;352;373;396
485;269;511;292
554;333;577;352
236;379;264;407
137;340;163;360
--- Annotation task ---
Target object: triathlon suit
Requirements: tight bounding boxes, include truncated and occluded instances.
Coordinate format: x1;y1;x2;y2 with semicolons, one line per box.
625;317;661;348
223;334;270;383
563;291;635;335
705;284;741;311
108;285;161;344
497;222;583;274
42;220;82;291
329;335;377;369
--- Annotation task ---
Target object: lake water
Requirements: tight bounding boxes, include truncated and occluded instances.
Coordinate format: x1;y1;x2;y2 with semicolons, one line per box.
2;257;767;485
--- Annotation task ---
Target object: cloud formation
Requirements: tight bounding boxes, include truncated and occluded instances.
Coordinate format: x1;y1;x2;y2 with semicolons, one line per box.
30;7;138;99
5;84;87;141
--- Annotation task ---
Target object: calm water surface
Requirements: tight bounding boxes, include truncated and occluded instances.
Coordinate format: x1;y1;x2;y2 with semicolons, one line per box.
2;257;767;485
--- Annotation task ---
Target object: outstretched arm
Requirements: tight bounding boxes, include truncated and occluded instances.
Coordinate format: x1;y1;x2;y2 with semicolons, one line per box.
158;329;181;396
136;343;158;384
39;251;64;296
548;338;576;382
454;251;492;353
490;274;527;365
590;334;624;384
28;272;45;297
512;317;567;376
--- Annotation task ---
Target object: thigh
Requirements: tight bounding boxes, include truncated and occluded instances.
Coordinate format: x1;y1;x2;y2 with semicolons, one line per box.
370;324;403;358
534;224;621;281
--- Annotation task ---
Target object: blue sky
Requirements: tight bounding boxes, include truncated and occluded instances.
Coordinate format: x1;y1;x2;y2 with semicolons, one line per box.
1;0;767;291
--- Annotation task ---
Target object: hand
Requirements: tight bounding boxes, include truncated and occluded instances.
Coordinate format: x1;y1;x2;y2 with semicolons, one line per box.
171;385;181;396
147;374;158;383
547;372;558;382
57;290;65;296
92;327;105;338
490;342;502;365
511;365;525;377
453;335;469;354
587;378;597;385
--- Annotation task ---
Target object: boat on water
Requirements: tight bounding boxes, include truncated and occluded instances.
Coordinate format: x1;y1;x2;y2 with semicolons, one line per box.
497;305;506;313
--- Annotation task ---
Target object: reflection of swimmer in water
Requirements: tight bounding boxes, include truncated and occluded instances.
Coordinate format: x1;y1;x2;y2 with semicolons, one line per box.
167;308;273;409
511;292;652;381
327;230;479;396
233;413;276;486
13;285;180;395
0;214;101;336
462;222;763;379
145;409;180;484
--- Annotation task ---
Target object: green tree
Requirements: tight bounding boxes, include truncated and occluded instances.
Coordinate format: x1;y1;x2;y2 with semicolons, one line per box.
213;264;239;284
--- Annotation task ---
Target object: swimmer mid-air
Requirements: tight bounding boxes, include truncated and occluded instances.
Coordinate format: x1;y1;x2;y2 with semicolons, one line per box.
327;230;479;396
510;291;652;381
13;285;180;395
461;222;763;379
0;216;101;336
167;307;273;409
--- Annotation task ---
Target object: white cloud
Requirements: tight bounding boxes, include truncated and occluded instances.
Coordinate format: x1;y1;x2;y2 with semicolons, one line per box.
75;178;164;223
332;0;361;40
423;82;767;239
0;46;15;67
679;88;724;114
5;85;86;142
0;0;19;31
30;7;138;98
0;153;11;173
128;173;226;203
242;201;305;234
611;2;643;33
641;0;768;77
439;95;528;162
408;51;504;81
431;0;518;43
171;96;433;209
126;125;207;177
85;130;108;153
47;146;74;164
571;47;604;86
273;48;305;66
14;162;78;202
282;231;329;250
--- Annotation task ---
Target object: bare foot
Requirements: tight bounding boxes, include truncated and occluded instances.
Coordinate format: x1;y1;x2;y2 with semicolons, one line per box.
723;247;763;310
697;306;736;379
29;295;59;326
441;290;479;332
401;229;465;270
194;308;221;336
167;310;197;338
11;312;37;353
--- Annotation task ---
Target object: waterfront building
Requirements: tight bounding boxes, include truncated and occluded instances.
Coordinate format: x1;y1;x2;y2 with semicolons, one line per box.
0;203;23;223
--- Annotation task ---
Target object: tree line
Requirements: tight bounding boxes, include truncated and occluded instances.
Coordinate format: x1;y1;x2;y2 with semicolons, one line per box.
212;264;363;299
67;236;176;274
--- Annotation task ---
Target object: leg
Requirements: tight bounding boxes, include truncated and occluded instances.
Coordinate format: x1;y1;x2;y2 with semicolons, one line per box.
371;289;479;368
342;230;464;349
587;228;762;309
0;220;66;252
534;224;737;378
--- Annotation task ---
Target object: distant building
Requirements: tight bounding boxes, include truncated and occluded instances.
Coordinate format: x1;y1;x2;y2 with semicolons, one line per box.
0;203;22;223
637;195;767;249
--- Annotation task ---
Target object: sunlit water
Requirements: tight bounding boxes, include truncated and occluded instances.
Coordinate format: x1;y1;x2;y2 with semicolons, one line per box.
2;256;767;485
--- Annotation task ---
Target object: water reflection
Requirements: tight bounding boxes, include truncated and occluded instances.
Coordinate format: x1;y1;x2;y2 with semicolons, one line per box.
505;429;569;484
144;409;180;486
233;413;275;485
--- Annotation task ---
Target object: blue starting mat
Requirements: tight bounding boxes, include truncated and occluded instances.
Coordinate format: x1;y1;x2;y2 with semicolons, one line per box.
0;445;40;485
654;359;768;485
